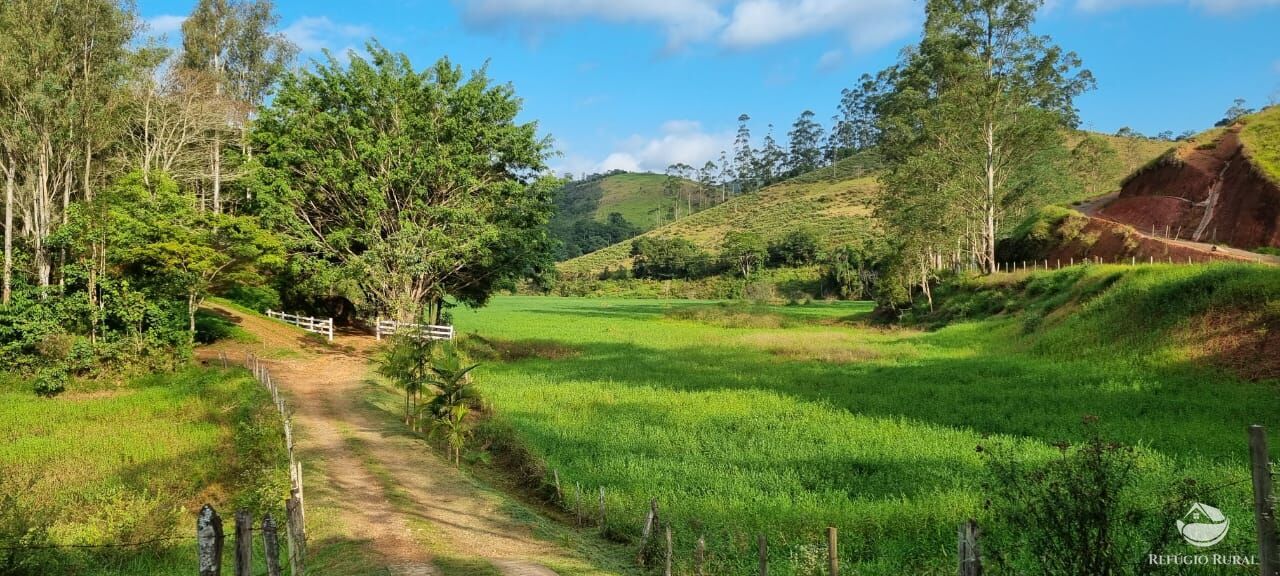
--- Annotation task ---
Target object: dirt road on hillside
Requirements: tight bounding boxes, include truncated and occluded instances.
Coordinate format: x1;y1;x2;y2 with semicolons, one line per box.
197;303;613;576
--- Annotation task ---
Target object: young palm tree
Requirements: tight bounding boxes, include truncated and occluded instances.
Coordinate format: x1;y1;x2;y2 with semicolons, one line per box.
376;335;433;430
431;405;470;467
422;342;479;420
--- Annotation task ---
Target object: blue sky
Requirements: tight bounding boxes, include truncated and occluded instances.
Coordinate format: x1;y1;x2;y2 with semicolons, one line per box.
139;0;1280;175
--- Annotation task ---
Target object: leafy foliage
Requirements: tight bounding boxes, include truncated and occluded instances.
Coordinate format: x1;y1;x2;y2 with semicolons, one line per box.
630;237;712;280
253;43;557;321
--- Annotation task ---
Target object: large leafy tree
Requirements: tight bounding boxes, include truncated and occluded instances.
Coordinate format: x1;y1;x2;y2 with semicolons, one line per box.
253;44;557;323
875;0;1094;275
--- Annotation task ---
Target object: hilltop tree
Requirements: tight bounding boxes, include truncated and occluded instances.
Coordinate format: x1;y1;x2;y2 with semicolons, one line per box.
734;114;757;193
1216;98;1252;126
787;110;825;175
875;0;1094;276
757;125;786;186
253;44;557;323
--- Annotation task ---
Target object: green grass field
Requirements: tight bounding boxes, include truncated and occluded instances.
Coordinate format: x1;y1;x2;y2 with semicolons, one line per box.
457;264;1279;574
0;367;288;575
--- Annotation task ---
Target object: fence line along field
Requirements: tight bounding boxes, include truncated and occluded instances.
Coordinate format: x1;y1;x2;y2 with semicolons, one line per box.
0;368;289;575
453;263;1279;574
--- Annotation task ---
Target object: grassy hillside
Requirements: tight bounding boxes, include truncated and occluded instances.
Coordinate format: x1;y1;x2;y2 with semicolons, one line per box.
560;174;879;276
591;172;697;229
1241;105;1280;184
0;367;288;574
456;263;1280;573
550;172;700;260
561;133;1171;277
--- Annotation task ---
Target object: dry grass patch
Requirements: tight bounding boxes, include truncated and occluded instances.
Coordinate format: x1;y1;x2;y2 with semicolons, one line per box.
462;335;581;362
739;331;884;364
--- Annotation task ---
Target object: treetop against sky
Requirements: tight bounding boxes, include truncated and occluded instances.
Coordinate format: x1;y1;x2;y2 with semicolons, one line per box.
140;0;1280;176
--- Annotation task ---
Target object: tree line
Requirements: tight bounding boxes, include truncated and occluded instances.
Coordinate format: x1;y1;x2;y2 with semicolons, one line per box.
0;0;558;391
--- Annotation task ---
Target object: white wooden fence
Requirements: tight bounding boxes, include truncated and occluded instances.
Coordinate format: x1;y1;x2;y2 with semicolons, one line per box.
266;309;334;342
375;318;454;341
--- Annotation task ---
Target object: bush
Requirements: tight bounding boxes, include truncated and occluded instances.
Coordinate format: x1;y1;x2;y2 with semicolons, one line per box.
224;284;282;312
821;241;888;300
33;368;67;397
768;228;820;267
982;419;1190;575
630;237;713;280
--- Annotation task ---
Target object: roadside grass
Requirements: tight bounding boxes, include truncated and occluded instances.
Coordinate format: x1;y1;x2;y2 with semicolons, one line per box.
452;280;1278;574
352;379;640;575
0;367;289;575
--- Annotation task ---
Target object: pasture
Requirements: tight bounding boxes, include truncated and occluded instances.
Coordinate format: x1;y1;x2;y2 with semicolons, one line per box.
456;287;1279;574
0;368;288;575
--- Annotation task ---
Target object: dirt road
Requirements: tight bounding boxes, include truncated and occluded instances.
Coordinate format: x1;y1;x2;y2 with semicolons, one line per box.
199;302;623;576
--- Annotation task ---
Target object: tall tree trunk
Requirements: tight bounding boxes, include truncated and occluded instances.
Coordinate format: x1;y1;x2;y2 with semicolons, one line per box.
984;121;997;275
2;155;13;307
212;133;222;213
84;143;98;342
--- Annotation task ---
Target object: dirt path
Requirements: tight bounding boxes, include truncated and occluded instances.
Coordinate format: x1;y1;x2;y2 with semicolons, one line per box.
198;303;615;576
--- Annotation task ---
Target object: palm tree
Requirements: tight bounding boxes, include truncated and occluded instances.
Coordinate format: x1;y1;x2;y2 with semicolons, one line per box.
422;343;479;420
376;335;433;430
431;405;470;467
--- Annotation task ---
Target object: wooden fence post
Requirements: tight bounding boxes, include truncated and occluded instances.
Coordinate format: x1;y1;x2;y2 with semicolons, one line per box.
664;524;673;576
828;526;839;576
1249;425;1278;576
286;496;306;576
234;510;252;576
552;469;562;502
197;504;224;576
262;515;282;576
758;534;768;576
695;535;706;576
598;486;607;532
638;498;658;565
958;519;982;576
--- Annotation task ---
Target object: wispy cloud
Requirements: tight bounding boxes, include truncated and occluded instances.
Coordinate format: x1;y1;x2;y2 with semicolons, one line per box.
281;16;373;54
456;0;917;53
457;0;726;50
1076;0;1279;13
817;49;844;72
720;0;917;52
557;120;732;175
145;14;187;37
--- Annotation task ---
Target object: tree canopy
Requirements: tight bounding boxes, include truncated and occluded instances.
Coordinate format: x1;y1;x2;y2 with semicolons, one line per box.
253;44;557;322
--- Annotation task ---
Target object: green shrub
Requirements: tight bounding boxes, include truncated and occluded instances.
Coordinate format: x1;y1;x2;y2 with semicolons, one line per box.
767;228;820;267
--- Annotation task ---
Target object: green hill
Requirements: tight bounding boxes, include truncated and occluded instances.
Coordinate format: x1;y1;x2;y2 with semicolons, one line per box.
559;172;879;277
1241;105;1280;184
559;132;1167;278
550;171;700;260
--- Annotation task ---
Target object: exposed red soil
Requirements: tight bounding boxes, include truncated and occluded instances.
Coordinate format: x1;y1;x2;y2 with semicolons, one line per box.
1043;216;1260;265
1095;128;1280;249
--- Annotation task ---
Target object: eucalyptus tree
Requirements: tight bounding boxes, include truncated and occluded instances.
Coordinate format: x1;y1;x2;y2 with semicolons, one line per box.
787;110;825;175
874;0;1093;275
180;0;295;213
253;44;558;324
733;114;756;193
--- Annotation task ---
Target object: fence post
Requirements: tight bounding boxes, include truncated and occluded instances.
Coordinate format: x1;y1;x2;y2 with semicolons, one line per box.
958;519;982;576
664;524;673;576
197;504;224;576
828;526;839;576
234;510;252;576
598;486;607;533
262;515;282;576
758;534;768;576
695;535;706;576
639;498;658;561
286;496;306;576
1249;425;1278;576
552;469;562;502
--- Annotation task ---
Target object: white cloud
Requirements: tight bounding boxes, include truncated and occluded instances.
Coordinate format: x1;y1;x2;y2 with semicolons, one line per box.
720;0;917;52
1273;59;1280;74
282;16;373;54
457;0;917;52
145;14;186;37
556;120;732;175
1076;0;1279;13
457;0;727;50
817;49;844;72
